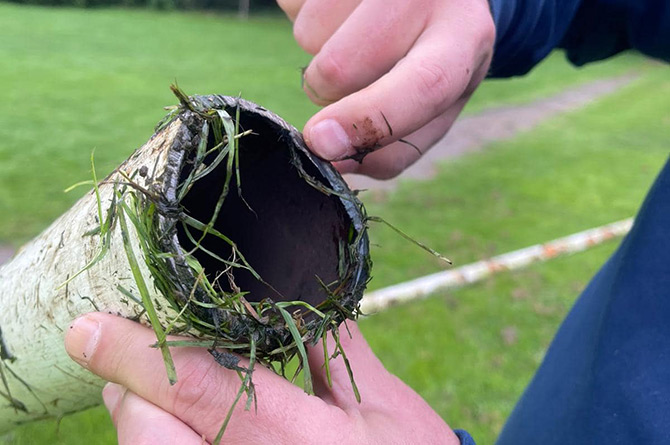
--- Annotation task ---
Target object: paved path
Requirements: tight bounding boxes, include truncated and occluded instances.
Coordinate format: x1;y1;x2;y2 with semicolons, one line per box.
345;74;638;192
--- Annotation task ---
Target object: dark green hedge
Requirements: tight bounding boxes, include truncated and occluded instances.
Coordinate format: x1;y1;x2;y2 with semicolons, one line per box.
4;0;279;11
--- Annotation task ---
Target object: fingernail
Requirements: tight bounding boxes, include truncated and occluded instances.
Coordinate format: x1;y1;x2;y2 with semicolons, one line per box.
308;119;351;161
102;382;125;413
66;315;101;368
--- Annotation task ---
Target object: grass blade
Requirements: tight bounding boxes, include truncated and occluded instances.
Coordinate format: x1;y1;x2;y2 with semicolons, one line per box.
277;306;313;395
117;200;177;385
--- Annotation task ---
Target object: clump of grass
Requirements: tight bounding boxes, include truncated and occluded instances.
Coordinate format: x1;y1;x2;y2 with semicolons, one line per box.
82;86;371;442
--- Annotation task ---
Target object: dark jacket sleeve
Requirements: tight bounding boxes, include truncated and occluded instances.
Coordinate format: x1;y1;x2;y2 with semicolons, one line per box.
487;0;670;78
454;429;477;445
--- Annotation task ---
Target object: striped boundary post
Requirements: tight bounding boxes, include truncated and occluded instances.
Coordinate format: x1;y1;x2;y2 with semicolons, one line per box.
360;218;634;315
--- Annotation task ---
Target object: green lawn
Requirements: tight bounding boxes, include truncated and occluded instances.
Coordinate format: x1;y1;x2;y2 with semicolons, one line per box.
1;3;668;444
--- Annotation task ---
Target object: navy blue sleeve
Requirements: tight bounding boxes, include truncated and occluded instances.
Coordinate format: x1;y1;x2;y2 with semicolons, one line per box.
454;429;476;444
497;158;670;444
487;0;670;77
561;0;670;66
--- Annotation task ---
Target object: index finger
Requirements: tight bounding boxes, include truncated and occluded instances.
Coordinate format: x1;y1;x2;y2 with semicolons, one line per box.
304;5;494;162
65;313;348;443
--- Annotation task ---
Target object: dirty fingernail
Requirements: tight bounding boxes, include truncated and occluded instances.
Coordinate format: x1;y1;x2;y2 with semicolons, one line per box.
66;315;101;368
102;382;125;414
308;119;351;161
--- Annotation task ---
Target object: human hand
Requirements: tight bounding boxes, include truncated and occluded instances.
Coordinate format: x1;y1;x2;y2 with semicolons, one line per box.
65;313;459;444
277;0;495;179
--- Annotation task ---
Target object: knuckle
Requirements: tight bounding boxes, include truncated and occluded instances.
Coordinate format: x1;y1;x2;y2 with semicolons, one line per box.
466;0;497;48
164;357;221;419
482;19;497;48
475;14;496;51
312;51;350;91
414;61;454;109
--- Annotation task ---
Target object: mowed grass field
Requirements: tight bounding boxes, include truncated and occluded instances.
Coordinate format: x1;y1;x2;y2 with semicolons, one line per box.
1;3;668;444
